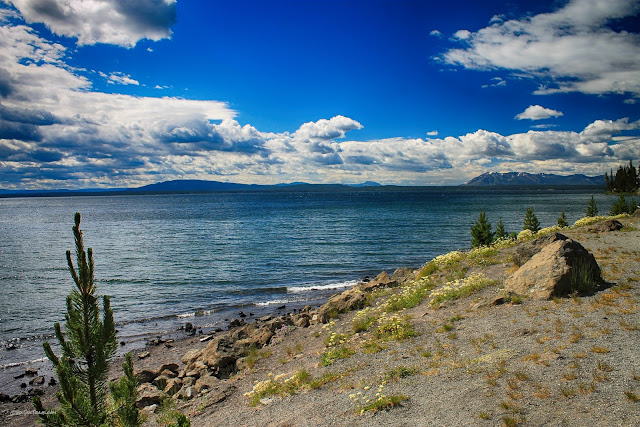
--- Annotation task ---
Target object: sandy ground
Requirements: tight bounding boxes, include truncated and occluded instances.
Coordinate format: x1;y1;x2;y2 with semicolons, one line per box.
2;214;639;426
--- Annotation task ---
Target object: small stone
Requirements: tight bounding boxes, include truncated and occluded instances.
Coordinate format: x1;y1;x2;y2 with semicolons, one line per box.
20;382;27;388
137;351;150;359
48;377;57;386
0;393;10;402
120;341;126;346
25;368;38;376
29;376;45;386
177;385;195;400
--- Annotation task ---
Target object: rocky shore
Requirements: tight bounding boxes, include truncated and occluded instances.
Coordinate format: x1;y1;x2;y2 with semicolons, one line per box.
2;214;640;426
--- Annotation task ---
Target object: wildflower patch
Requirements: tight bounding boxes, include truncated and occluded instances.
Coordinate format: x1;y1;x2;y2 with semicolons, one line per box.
429;273;497;306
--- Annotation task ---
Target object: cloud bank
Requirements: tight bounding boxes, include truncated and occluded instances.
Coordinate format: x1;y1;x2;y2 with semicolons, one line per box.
442;0;640;97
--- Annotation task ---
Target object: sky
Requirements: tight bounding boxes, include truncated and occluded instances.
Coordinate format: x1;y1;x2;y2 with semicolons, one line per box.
0;0;639;189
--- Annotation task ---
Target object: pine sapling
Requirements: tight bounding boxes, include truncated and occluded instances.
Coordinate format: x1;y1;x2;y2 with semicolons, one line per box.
494;217;507;240
33;213;139;426
557;211;568;228
523;207;540;233
471;211;493;247
586;196;598;217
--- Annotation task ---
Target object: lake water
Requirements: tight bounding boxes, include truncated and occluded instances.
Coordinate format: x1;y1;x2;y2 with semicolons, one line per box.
0;188;615;368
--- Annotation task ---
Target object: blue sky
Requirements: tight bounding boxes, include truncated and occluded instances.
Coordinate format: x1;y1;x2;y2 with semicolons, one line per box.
0;0;639;189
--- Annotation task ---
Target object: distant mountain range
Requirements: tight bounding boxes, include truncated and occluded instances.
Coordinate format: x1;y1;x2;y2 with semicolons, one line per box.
0;180;382;197
1;173;608;197
464;172;605;187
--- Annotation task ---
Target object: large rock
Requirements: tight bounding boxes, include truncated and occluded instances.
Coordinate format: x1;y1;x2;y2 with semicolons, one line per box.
316;287;367;323
513;233;569;266
134;369;158;384
136;383;164;408
392;267;416;284
194;374;221;393
505;238;603;300
164;377;183;396
588;219;622;232
181;348;203;366
201;336;242;379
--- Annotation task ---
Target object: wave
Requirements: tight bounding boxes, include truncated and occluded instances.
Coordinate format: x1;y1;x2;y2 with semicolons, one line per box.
177;309;215;318
287;279;358;293
254;299;292;307
0;357;47;370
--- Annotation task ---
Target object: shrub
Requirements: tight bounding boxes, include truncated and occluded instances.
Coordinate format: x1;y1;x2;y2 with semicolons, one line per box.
350;384;407;414
375;314;417;341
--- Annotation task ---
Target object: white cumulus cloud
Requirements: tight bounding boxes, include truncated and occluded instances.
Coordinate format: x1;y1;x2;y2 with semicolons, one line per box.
516;105;564;120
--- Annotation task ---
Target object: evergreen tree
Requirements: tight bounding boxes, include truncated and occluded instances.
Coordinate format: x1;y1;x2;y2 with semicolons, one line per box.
470;211;493;247
557;211;568;228
33;213;139;426
494;217;507;240
629;198;638;214
610;194;629;215
586;196;598;217
523;207;540;233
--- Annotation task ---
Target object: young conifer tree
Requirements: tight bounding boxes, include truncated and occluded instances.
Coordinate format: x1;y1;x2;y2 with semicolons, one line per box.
557;211;568;228
470;211;493;247
494;217;507;240
586;196;598;217
610;194;629;216
523;207;540;233
33;213;139;426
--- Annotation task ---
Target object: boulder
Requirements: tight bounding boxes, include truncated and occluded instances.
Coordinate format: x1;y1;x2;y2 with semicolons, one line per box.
504;238;603;300
181;348;203;366
392;267;416;284
0;393;10;402
588;219;623;232
292;313;311;328
194;374;220;393
136;383;164;408
164;377;183;396
159;368;177;378
184;361;208;379
513;233;569;266
201;336;241;378
361;271;396;292
134;369;157;384
316;288;366;323
158;363;180;374
153;375;168;390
